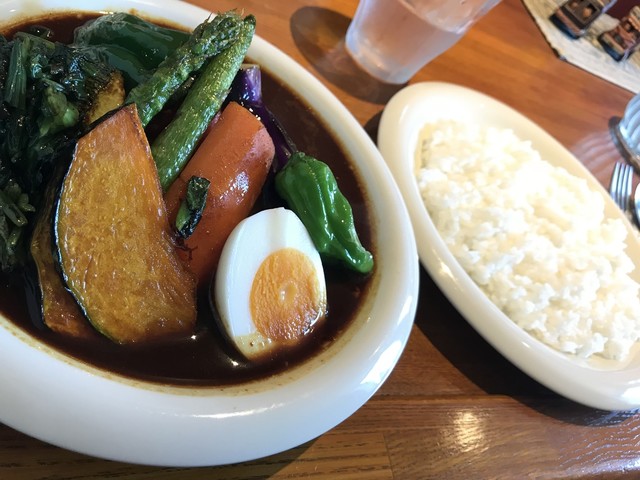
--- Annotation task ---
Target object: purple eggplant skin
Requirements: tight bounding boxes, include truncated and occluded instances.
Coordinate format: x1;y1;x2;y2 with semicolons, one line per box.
228;64;297;171
229;63;262;104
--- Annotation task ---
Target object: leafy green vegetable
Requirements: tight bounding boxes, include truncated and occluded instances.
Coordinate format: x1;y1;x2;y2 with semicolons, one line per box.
275;152;374;274
39;83;80;136
0;29;116;272
4;34;29;109
152;14;256;190
73;13;191;89
2;32;116;184
175;176;210;238
0;181;34;271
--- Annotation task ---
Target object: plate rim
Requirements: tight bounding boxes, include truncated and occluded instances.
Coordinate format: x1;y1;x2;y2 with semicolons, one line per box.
378;80;640;411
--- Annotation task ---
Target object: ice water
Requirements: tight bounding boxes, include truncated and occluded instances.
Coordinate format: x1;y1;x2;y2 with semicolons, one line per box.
346;0;492;84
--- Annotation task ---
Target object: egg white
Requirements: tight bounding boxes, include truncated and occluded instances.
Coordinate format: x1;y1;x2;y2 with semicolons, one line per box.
214;207;327;360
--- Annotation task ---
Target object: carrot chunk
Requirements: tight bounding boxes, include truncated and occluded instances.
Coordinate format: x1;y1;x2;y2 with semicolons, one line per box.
165;101;275;288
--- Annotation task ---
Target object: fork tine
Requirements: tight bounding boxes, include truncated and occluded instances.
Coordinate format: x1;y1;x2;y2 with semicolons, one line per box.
621;163;633;212
610;162;634;212
610;162;620;204
610;162;623;208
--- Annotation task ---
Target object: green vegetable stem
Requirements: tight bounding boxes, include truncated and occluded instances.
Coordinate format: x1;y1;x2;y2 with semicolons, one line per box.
275;152;374;274
126;10;244;127
152;14;256;191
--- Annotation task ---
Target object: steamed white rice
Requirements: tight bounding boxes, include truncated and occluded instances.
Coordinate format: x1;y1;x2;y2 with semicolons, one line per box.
416;119;640;361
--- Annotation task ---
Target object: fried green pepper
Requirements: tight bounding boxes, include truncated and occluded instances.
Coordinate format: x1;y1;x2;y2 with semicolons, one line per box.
175;176;210;238
275;152;374;274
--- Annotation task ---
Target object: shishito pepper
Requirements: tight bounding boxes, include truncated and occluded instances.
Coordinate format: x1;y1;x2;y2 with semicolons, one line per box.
275;151;374;274
175;176;210;239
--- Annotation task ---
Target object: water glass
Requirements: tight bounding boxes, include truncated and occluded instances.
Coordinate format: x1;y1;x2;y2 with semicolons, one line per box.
345;0;501;84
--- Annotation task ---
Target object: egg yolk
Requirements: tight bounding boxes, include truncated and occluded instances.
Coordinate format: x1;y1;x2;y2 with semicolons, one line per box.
250;248;326;341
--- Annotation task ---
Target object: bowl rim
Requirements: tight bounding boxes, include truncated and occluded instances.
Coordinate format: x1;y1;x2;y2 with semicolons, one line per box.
0;0;419;466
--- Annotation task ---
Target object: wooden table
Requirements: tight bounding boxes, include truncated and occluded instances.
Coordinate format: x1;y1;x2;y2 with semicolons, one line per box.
2;0;638;478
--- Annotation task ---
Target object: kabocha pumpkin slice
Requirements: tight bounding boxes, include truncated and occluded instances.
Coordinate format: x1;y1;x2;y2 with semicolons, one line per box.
84;70;125;125
54;104;197;344
30;175;95;339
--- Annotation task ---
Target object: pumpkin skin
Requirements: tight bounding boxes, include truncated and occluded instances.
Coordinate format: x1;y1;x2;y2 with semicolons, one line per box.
30;172;96;340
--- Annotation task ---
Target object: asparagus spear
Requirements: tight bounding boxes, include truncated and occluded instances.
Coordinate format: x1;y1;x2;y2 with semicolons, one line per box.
152;15;256;191
125;10;244;127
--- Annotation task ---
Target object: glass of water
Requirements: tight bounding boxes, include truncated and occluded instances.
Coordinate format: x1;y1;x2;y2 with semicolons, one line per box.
345;0;501;84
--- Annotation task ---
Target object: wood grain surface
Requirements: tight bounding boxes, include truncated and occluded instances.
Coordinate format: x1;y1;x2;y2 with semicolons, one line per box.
1;0;639;478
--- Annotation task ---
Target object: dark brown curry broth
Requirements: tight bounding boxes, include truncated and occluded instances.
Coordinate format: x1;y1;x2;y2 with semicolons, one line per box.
0;13;374;386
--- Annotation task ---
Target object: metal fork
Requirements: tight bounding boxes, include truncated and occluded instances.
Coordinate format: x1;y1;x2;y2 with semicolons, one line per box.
609;161;634;213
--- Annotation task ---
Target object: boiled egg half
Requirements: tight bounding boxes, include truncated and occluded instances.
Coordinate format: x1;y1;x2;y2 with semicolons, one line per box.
214;207;327;360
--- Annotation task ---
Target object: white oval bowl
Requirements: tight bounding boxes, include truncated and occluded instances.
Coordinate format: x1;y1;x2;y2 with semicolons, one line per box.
378;81;640;411
0;0;419;466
